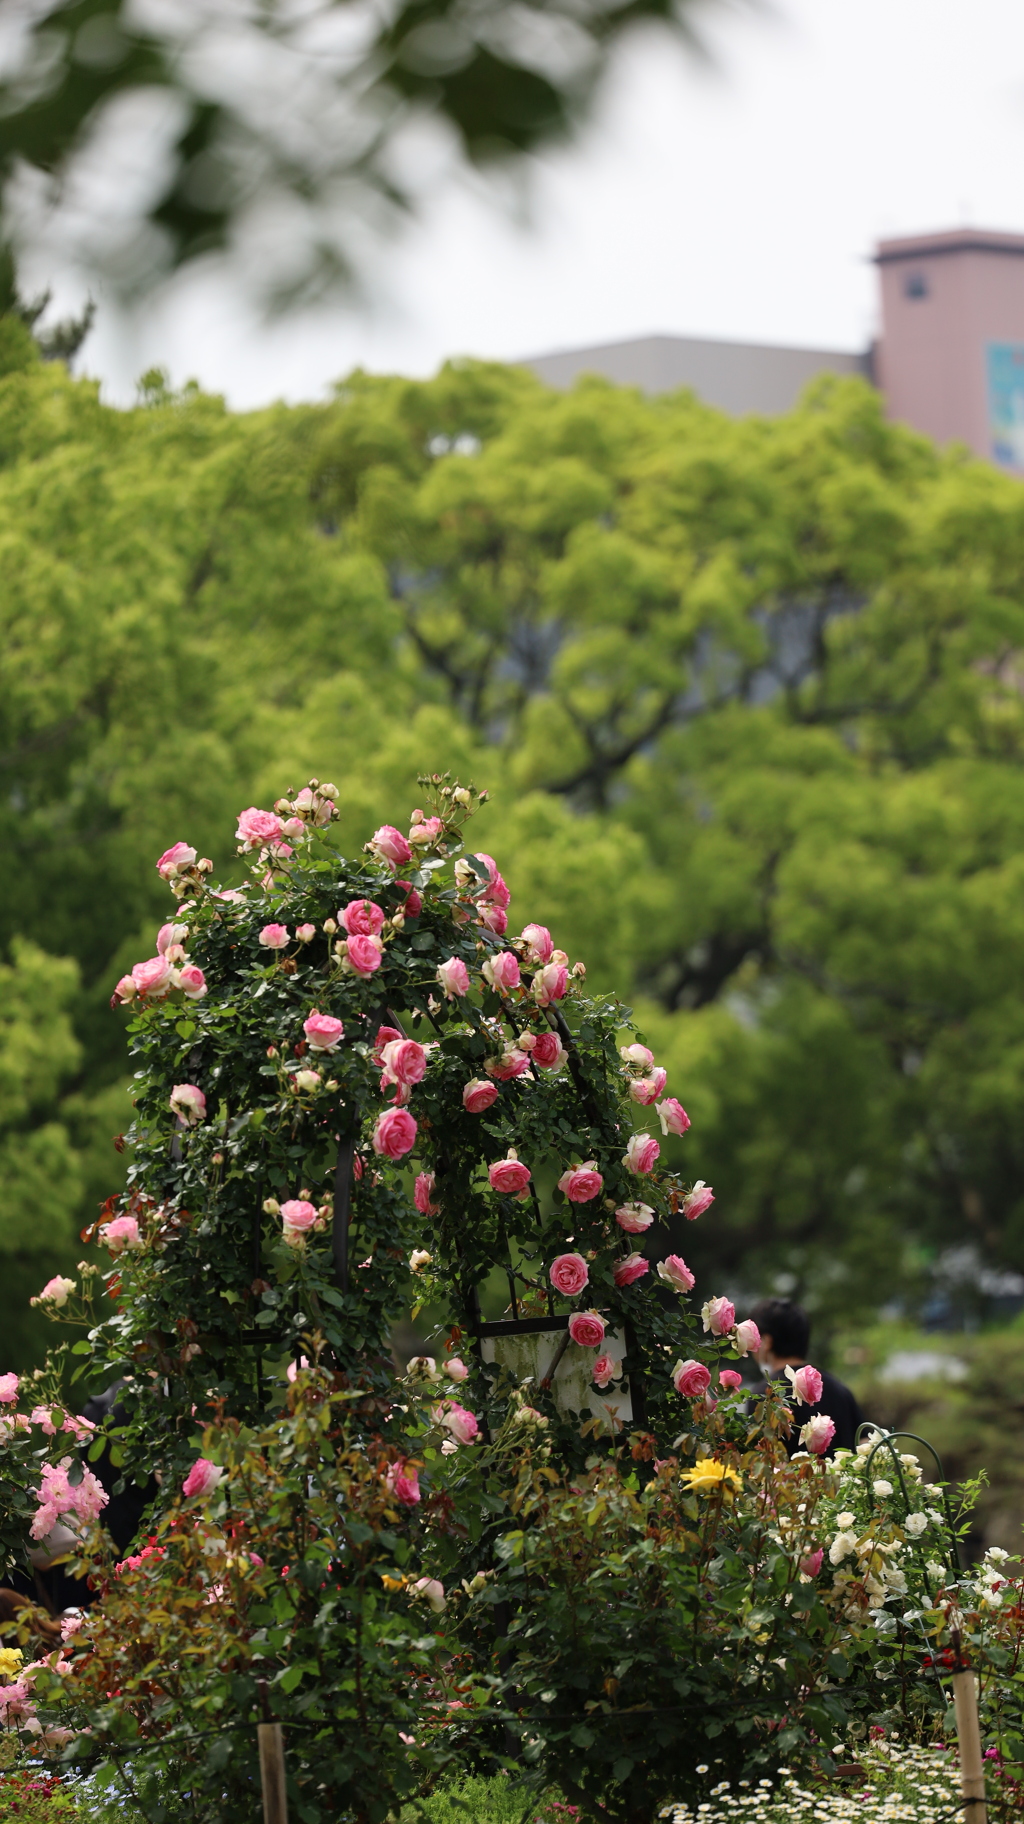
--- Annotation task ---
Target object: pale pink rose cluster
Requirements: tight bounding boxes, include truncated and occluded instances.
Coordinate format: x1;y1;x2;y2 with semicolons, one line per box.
386;1458;421;1506
170;1083;206;1127
113;914;209;1008
454;851;511;936
31;1275;76;1309
269;782;340;841
619;1045;691;1137
433;1401;480;1445
99;1214;142;1254
699;1297;760;1360
31;1457;108;1541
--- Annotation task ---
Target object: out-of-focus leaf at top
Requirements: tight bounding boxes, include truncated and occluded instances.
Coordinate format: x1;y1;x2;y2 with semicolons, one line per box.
0;0;716;302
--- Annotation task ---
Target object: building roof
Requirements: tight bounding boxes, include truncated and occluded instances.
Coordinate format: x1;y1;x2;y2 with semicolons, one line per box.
875;228;1024;264
519;332;870;415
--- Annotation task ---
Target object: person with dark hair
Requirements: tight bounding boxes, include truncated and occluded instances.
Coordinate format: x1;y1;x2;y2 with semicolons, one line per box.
747;1297;863;1455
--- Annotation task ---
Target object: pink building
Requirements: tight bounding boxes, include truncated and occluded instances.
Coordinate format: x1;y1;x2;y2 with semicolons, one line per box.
875;228;1024;470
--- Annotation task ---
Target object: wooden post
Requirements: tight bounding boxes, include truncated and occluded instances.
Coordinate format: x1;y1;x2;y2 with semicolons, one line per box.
257;1721;288;1824
951;1665;987;1823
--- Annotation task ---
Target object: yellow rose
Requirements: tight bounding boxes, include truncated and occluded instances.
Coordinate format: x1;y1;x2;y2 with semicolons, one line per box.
681;1460;741;1495
0;1647;23;1680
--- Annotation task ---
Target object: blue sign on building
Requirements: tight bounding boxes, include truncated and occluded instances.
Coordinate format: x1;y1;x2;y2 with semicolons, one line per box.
987;342;1024;468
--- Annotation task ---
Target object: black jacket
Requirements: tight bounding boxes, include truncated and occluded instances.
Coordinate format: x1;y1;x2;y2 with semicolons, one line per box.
752;1365;863;1456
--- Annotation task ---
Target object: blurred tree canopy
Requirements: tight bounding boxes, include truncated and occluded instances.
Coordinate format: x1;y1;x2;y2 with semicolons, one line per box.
6;347;1024;1360
0;0;713;301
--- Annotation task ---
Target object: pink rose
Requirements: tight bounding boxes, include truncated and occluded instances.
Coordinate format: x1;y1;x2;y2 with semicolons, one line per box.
520;923;554;964
342;934;383;977
373;1025;404;1060
35;1275;75;1307
799;1415;836;1456
111;974;136;1005
259;924;290;950
236;807;284;850
656;1098;691;1137
485;1049;531;1081
719;1369;744;1392
170;1083;206;1126
156;841;196;880
370;824;413;867
592;1354;622;1389
629;1068;668;1107
182;1458;223;1498
488;1155;532;1194
440;1403;479;1445
732;1320;760;1358
396;880;422;917
304;1011;344;1052
657;1255;695;1293
702;1295;735;1337
414;1171;440;1215
530;1030;565;1069
157;922;188;955
549;1253;589;1297
296;923;316;942
380;1038;428;1087
463;1079;499;1114
100;1215;141;1253
373;1107;418;1159
799;1547;824;1577
672;1358;711;1398
436;957;470;998
473;854;510;908
682;1181;714;1219
385;1459;421;1506
132;955;174;998
557;1163;604;1204
482;951;521;994
568;1311;606;1349
531;961;568;1007
479;904;508;936
613;1253;650;1288
409;815;443;845
411;1576;446;1612
787;1363;824;1406
177;965;207;1001
280;1199;318;1240
0;1374;19;1404
445;1357;469;1381
621;1043;654;1067
623;1133;660;1175
339;899;385;937
617;1203;655;1234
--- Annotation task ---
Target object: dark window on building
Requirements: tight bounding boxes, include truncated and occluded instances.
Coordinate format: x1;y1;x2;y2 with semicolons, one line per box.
904;270;929;299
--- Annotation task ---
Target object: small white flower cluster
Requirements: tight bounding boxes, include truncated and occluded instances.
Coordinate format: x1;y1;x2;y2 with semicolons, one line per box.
814;1435;953;1620
660;1740;961;1822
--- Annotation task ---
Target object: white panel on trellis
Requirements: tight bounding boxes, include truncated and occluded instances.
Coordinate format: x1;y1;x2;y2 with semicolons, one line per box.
480;1328;633;1432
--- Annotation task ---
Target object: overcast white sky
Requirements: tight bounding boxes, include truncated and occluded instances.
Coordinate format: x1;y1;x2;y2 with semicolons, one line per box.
75;0;1024;408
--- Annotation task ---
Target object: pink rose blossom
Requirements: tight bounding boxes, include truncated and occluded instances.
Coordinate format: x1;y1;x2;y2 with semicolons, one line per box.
31;1459;108;1539
339;899;385;937
411;1576;446;1612
132;955;174;998
100;1215;141;1253
629;1068;668;1106
623;1133;660;1175
259;924;290;950
157;921;188;955
414;1171;440;1215
280;1199;318;1241
732;1320;761;1358
787;1363;824;1406
34;1275;75;1307
385;1459;421;1506
620;1043;654;1068
557;1163;604;1203
568;1311;607;1349
409;816;443;845
613;1252;650;1288
370;824;413;867
656;1098;691;1137
617;1203;655;1233
286;1356;310;1381
657;1255;695;1293
156;842;196;880
530;1030;566;1069
436;956;470;998
682;1181;714;1220
799;1547;824;1576
445;1357;469;1382
482;951;521;994
182;1458;223;1498
485;1049;531;1081
342;934;383;977
112;974;136;1005
170;1083;206;1126
380;1038;428;1088
592;1353;622;1389
702;1295;735;1337
0;1373;18;1403
373;1107;418;1159
479;904;508;936
439;1403;479;1445
373;1025;404;1060
520;923;554;964
295;923;316;942
463;1078;499;1114
549;1253;589;1297
531;961;568;1007
396;880;422;917
719;1369;744;1392
472;855;510;908
236;808;284;850
177;964;207;1000
799;1414;836;1455
304;1011;344;1052
488;1154;532;1194
672;1359;712;1398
